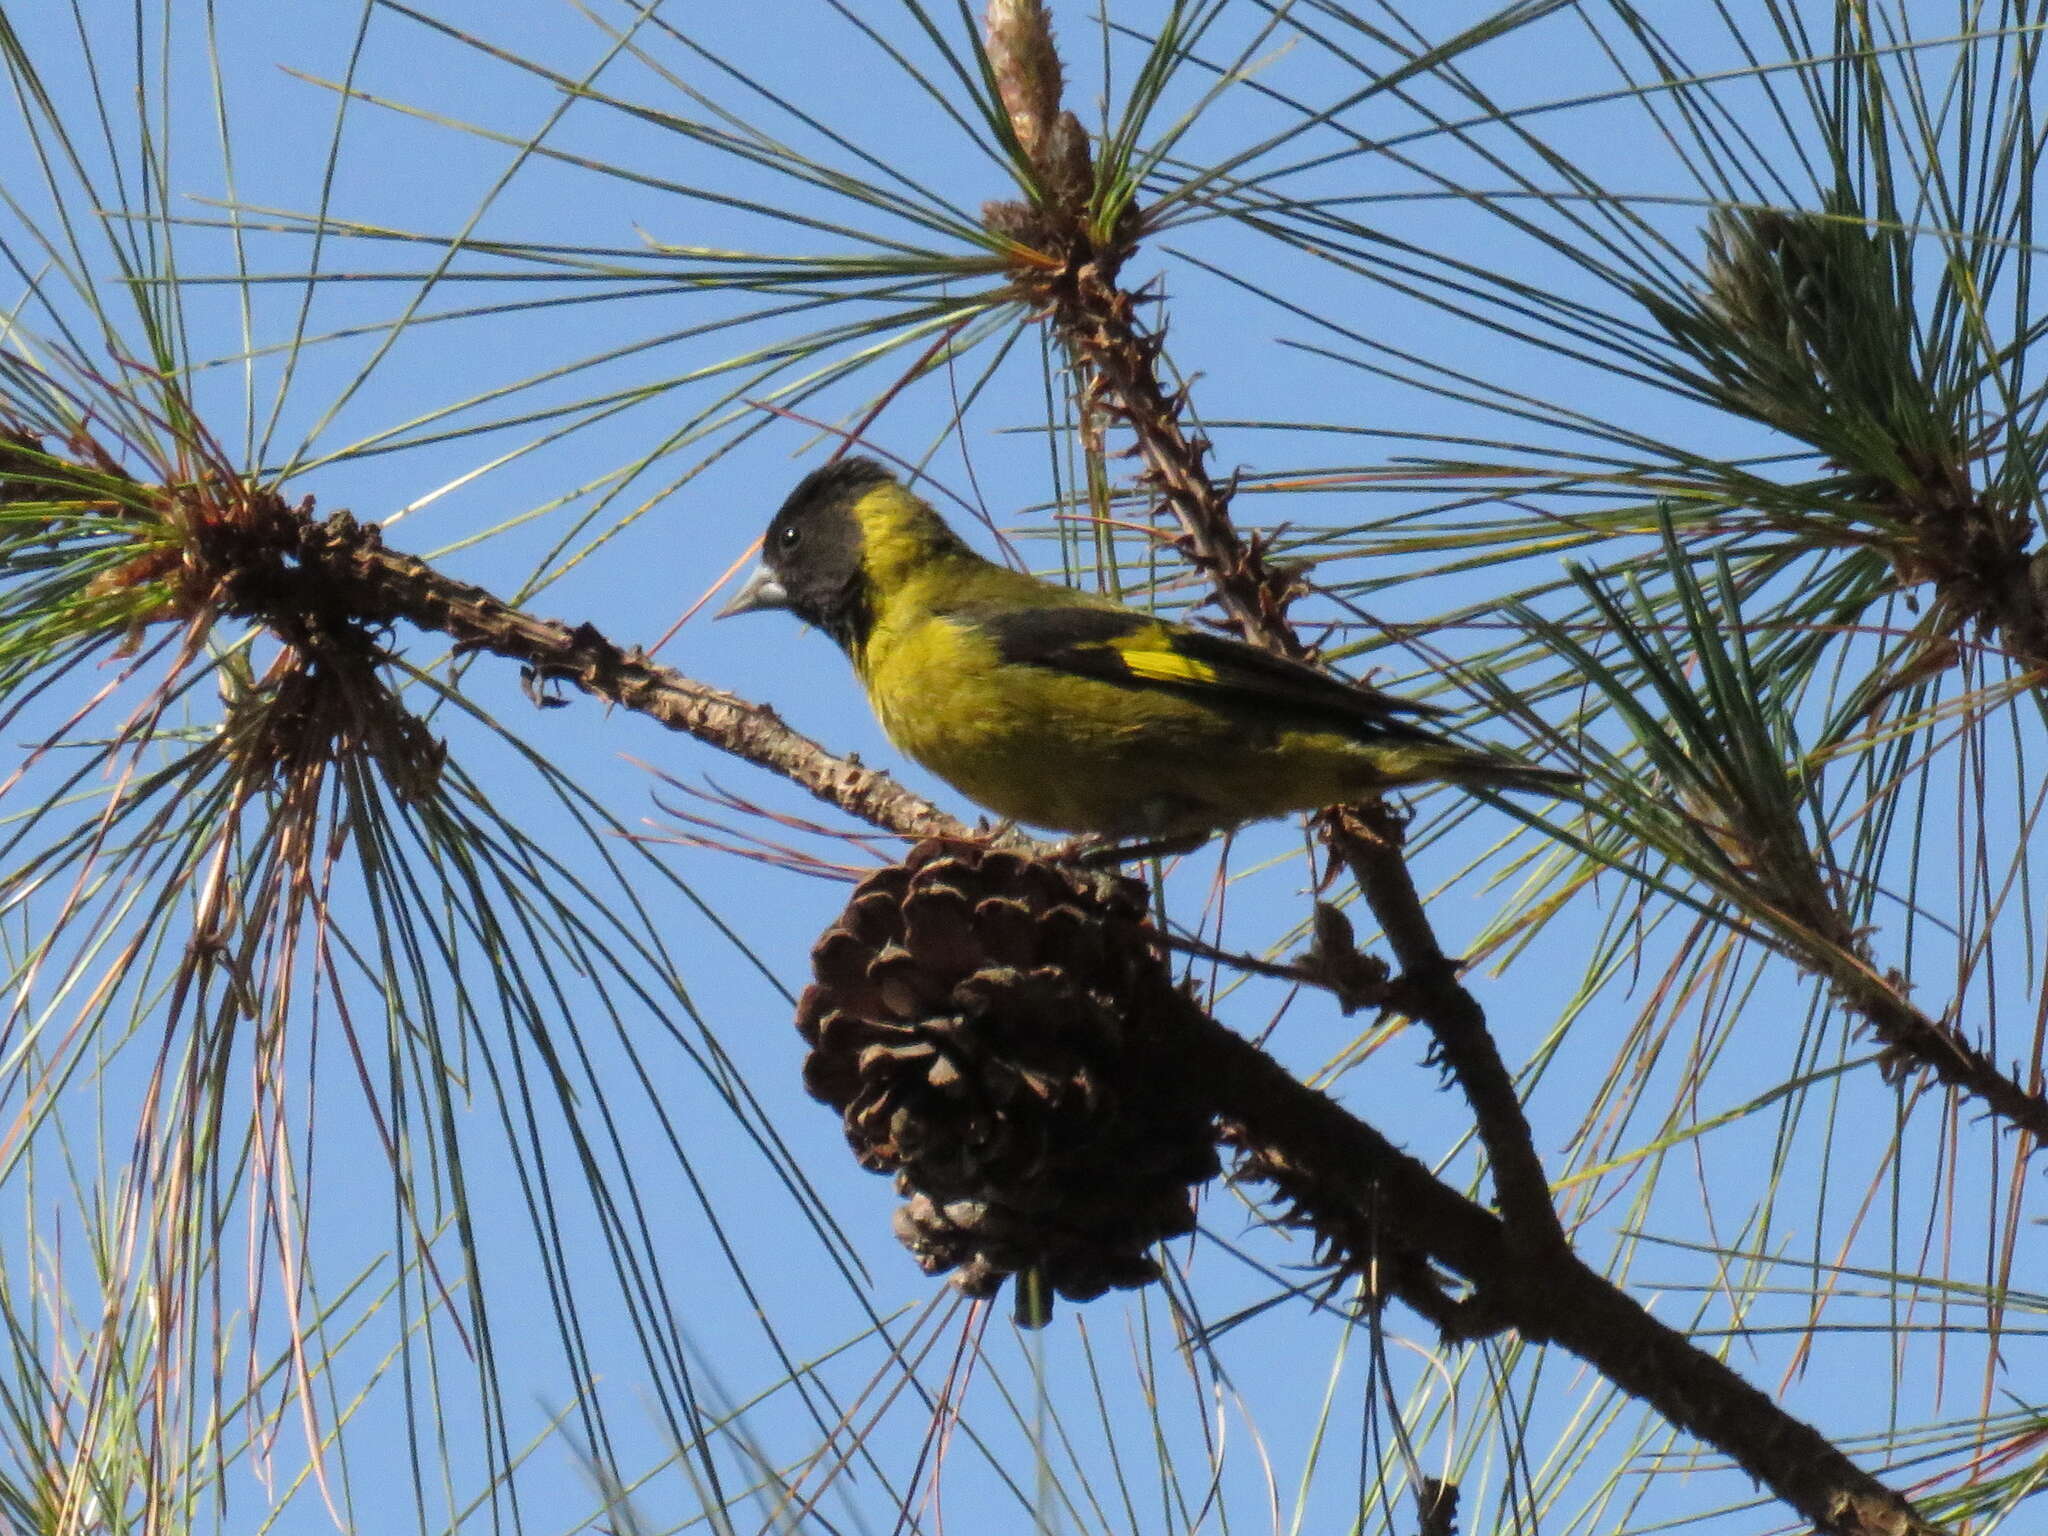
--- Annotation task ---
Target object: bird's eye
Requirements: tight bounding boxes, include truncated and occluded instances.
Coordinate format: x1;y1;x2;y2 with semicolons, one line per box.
778;524;803;550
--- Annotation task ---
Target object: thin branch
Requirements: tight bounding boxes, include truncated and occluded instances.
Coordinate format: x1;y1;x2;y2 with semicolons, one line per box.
1830;956;2048;1147
287;507;969;841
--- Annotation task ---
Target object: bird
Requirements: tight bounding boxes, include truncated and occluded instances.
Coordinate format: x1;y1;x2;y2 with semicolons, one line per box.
719;458;1575;850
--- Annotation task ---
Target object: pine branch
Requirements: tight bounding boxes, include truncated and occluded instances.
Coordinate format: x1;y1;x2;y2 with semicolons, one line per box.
1185;998;1943;1536
1829;955;2048;1146
289;509;969;841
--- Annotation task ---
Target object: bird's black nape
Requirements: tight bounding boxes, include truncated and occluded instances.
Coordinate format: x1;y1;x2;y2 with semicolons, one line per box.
775;456;895;525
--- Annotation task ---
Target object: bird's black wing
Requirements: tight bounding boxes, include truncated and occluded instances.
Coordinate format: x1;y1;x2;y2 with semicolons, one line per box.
969;604;1448;736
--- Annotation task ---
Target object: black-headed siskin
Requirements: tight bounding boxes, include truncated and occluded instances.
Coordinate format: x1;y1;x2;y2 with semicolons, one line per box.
720;459;1575;841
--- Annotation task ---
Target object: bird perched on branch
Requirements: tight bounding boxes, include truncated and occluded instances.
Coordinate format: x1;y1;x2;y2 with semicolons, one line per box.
720;458;1575;851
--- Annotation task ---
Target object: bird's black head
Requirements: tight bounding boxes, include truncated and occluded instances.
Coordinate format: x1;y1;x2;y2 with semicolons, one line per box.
724;457;971;655
718;458;893;650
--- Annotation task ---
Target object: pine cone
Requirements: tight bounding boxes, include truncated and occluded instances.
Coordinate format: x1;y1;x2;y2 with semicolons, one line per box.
797;840;1218;1310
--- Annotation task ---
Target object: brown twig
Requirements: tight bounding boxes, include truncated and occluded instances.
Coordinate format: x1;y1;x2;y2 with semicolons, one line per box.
1831;955;2048;1145
1703;772;2048;1146
1415;1477;1459;1536
1319;803;1569;1254
283;509;968;842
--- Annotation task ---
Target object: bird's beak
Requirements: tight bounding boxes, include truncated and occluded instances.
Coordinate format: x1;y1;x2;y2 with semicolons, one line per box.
715;564;790;620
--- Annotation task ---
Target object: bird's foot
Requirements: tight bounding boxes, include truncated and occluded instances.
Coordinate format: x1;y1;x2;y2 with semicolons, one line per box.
1057;831;1213;867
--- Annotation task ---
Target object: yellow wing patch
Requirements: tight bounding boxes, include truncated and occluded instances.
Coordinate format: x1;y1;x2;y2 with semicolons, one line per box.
1102;628;1223;688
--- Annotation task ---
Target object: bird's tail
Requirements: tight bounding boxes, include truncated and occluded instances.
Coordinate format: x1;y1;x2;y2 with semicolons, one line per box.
1398;742;1580;797
1442;752;1580;796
